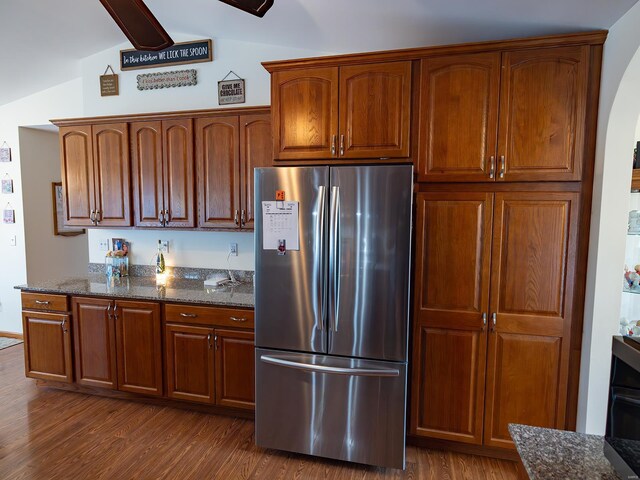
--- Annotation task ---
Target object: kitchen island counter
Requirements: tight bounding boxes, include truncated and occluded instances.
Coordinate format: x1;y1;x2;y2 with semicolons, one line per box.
509;424;620;480
15;274;254;308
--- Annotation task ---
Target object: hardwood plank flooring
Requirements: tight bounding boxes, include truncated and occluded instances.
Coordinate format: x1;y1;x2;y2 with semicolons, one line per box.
0;345;518;479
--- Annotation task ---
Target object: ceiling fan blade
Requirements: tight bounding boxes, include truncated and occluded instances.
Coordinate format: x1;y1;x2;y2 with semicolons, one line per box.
218;0;274;18
99;0;174;51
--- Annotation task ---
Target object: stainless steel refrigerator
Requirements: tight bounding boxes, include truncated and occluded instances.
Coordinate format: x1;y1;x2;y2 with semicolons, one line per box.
254;165;413;469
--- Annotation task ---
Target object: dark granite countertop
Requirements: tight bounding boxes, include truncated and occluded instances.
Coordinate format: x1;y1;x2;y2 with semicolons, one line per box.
15;274;254;308
509;424;621;480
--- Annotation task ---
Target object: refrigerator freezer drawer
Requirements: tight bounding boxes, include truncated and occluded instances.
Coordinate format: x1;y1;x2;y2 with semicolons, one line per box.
255;348;407;469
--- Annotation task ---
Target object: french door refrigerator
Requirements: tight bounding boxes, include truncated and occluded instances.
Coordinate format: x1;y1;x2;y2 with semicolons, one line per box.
254;165;413;469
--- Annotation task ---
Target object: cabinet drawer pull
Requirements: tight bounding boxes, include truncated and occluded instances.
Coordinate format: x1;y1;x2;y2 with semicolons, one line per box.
482;312;487;332
499;155;505;179
489;156;495;179
34;300;50;305
339;134;345;156
61;318;68;333
207;333;212;349
180;313;198;318
331;134;336;156
234;210;239;226
241;210;246;227
491;313;497;332
230;316;247;323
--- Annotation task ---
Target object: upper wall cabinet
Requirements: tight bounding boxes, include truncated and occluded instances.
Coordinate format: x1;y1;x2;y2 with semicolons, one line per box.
271;62;411;161
196;112;272;230
59;123;131;227
418;46;589;182
131;119;195;228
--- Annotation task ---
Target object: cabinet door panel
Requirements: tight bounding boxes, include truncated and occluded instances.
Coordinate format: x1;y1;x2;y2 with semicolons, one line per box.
196;116;240;228
339;61;411;158
59;126;95;226
163;119;195;227
412;326;486;444
165;323;215;404
115;300;162;396
22;311;72;383
272;67;338;159
131;121;164;227
214;329;255;410
410;192;493;444
72;298;117;389
240;113;272;229
484;192;579;448
498;46;588;181
418;53;500;182
93;123;131;226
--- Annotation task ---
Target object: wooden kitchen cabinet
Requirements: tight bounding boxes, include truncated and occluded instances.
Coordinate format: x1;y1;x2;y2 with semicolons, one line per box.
418;53;500;182
411;190;579;449
483;191;579;448
240;113;272;228
214;329;255;410
196;116;241;228
59;124;131;227
22;310;73;383
165;323;215;404
270;62;411;160
417;46;589;182
115;300;163;397
410;192;493;445
72;297;117;389
339;62;411;158
131;118;195;227
271;67;339;160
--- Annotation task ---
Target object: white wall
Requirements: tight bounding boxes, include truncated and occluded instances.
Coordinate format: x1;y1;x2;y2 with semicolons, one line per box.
0;78;83;334
81;35;331;116
19;128;89;283
87;229;254;271
579;1;640;433
78;36;331;274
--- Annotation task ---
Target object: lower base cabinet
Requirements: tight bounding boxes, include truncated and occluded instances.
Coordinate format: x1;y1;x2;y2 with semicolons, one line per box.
215;329;255;410
165;323;216;404
72;297;163;394
22;310;73;383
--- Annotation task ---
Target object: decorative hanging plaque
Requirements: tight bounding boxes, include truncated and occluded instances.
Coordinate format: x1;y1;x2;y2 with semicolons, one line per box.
3;203;14;224
0;142;11;163
1;175;13;194
137;69;197;91
100;65;119;97
218;71;245;105
121;39;212;71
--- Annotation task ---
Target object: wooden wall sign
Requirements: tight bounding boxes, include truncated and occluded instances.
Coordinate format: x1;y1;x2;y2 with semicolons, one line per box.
218;71;245;105
121;39;212;71
137;69;197;90
100;66;119;97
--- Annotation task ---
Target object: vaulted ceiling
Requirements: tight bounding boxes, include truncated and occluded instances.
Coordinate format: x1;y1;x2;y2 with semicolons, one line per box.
1;0;637;106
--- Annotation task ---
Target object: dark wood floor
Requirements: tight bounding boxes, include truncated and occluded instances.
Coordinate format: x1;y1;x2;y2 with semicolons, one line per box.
0;344;518;479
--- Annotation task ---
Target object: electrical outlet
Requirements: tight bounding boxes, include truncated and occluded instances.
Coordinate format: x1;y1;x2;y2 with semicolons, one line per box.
9;235;16;247
159;240;169;253
99;239;109;251
229;243;238;256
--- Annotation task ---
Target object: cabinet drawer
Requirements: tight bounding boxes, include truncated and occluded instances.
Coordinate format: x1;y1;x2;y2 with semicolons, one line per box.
164;304;254;329
22;292;69;312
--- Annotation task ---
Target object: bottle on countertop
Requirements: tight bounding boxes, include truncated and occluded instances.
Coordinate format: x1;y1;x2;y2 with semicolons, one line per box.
155;240;165;274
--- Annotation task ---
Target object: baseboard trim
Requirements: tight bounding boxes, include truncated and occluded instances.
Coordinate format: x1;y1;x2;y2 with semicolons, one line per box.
0;331;23;340
407;435;519;462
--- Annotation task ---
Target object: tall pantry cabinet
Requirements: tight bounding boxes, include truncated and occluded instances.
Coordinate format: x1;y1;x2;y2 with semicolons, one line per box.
410;38;603;450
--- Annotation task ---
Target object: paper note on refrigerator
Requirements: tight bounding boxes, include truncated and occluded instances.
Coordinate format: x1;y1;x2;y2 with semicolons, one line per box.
262;201;300;251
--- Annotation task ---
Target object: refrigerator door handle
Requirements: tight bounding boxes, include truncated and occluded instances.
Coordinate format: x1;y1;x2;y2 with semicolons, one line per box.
260;355;400;377
315;185;327;332
329;185;341;334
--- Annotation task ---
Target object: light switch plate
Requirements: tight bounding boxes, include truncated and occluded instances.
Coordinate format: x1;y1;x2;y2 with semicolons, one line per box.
159;240;169;253
9;235;16;247
99;239;109;251
229;243;238;256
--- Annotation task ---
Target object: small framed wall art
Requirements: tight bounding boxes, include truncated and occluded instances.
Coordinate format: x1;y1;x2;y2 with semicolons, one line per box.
52;182;85;236
1;174;13;194
3;203;14;224
0;142;11;163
